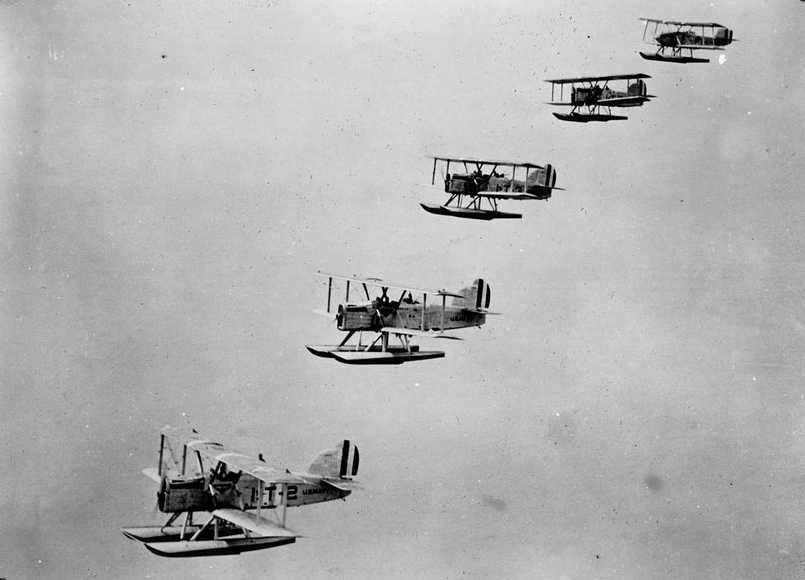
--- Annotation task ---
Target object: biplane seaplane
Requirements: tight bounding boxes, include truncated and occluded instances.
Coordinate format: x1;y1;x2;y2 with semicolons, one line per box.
546;74;654;122
421;156;562;220
307;273;494;364
122;426;360;557
639;18;734;63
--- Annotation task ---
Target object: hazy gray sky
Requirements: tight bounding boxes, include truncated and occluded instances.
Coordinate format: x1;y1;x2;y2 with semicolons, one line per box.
2;1;805;579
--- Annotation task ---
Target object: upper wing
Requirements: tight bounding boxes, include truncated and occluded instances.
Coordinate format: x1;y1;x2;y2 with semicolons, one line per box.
545;73;650;84
317;272;462;298
639;19;726;29
639;18;683;26
161;426;307;485
213;508;299;538
679;21;727;27
428;155;546;170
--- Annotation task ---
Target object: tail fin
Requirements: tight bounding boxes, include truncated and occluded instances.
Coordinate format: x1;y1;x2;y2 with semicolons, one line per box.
451;279;491;310
628;79;647;97
308;440;360;478
527;164;557;189
715;28;733;46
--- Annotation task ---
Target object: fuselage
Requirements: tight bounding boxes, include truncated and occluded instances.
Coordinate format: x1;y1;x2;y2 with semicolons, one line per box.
656;30;731;48
157;471;349;514
446;169;553;199
337;299;485;333
235;473;348;509
572;82;646;109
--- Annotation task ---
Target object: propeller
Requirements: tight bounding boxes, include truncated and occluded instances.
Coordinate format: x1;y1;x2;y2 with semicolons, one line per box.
314;309;338;323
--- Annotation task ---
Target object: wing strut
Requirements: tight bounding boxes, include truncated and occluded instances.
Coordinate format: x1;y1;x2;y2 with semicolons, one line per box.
421;293;427;331
280;483;288;528
180;512;192;540
158;434;165;477
256;484;264;521
189;514;216;542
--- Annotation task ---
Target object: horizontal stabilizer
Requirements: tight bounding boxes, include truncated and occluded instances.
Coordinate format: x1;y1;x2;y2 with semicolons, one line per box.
321;478;363;493
213;509;298;538
463;308;500;315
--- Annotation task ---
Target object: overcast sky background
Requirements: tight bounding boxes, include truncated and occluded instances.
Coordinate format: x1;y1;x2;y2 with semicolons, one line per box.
2;0;805;579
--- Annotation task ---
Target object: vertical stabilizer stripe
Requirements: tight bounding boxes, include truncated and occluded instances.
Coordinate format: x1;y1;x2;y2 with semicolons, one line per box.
475;280;484;309
340;440;350;477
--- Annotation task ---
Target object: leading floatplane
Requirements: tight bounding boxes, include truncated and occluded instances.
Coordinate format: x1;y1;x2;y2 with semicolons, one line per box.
122;426;360;557
639;18;734;63
307;273;496;364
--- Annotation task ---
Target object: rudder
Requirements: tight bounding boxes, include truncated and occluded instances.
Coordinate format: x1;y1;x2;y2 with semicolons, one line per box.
525;165;557;198
309;440;360;478
628;79;647;97
537;164;557;188
451;279;491;310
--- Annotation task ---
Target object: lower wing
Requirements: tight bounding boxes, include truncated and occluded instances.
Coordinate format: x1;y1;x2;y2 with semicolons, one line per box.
213;508;299;538
597;96;652;107
381;326;464;340
474;190;564;200
676;44;725;51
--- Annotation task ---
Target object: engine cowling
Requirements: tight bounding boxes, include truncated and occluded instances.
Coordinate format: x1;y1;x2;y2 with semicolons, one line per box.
158;475;213;513
337;303;379;331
